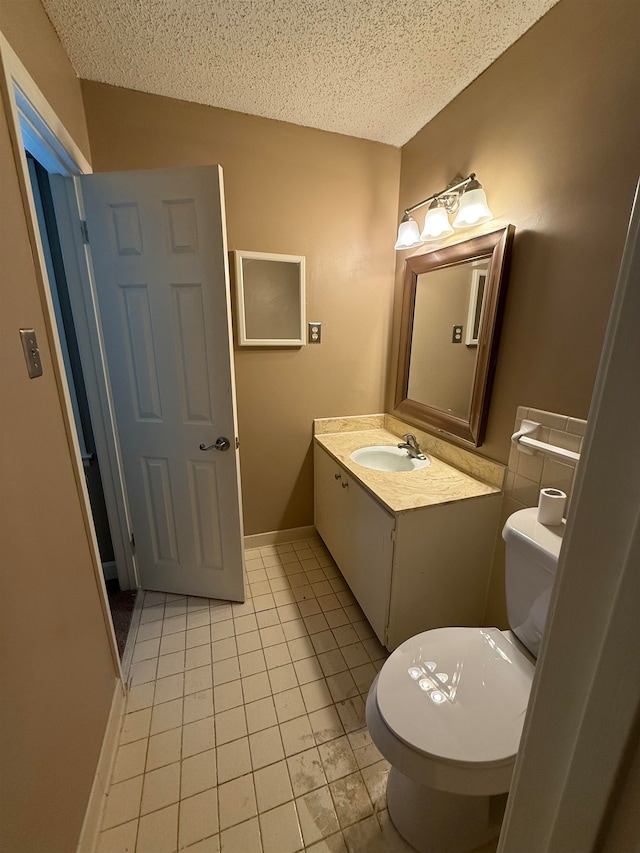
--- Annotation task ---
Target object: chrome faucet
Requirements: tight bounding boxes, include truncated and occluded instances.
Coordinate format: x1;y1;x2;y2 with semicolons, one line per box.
397;433;427;460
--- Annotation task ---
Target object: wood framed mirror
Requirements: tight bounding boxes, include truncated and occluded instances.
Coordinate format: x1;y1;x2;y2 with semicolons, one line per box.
393;225;515;446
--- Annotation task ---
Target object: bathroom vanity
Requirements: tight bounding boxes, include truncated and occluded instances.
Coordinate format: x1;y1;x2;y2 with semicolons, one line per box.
314;415;504;650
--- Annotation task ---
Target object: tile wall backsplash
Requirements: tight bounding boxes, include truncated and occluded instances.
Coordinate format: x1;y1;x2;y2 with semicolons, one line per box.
505;406;587;514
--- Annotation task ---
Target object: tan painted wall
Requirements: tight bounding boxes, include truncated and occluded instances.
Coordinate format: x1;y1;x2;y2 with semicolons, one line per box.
80;81;401;534
390;0;640;624
0;5;117;851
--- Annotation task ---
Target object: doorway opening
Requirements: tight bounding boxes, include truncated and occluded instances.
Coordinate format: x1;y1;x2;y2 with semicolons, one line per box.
27;153;138;652
25;153;137;655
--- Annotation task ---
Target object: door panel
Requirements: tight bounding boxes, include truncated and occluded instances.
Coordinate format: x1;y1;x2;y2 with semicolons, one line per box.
80;165;244;599
120;283;163;420
188;460;223;570
172;283;213;423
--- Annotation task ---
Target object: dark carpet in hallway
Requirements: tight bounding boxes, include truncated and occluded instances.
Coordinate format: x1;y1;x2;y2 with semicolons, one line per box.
105;579;137;658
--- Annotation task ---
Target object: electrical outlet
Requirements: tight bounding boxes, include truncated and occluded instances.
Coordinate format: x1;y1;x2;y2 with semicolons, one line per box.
308;322;322;344
452;325;463;344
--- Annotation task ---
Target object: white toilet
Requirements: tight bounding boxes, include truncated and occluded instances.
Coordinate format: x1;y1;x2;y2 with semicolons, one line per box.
366;507;564;853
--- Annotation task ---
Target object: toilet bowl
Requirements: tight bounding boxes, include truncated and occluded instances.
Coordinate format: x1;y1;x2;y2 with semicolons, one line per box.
366;508;564;853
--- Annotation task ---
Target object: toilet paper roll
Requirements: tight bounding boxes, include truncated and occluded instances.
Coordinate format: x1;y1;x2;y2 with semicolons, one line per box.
537;488;567;525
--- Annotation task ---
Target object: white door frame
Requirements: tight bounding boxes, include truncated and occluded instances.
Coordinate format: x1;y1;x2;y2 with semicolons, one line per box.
0;31;129;674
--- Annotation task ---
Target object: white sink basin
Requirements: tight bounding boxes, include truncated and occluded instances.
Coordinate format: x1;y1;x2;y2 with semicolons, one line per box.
350;445;431;472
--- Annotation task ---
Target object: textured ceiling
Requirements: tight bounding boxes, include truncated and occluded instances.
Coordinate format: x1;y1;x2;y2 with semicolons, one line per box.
42;0;559;147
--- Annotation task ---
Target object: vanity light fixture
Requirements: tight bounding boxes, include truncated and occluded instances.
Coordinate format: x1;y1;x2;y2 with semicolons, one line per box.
394;173;493;250
421;199;454;241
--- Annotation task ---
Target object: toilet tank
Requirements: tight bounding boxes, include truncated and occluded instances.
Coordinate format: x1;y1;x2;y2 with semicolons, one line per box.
502;508;564;658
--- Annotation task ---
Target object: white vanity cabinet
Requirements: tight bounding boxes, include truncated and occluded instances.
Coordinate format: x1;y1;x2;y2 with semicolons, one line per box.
314;441;502;650
314;442;395;642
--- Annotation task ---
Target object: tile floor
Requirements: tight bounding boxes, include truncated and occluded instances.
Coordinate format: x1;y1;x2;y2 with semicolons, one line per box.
97;536;416;853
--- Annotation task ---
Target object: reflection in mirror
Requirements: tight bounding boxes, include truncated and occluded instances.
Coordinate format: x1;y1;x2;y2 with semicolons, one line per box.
407;259;489;421
394;226;515;446
466;265;488;346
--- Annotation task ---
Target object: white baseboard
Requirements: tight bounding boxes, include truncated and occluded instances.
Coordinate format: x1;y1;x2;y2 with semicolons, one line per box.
76;679;126;853
244;524;318;550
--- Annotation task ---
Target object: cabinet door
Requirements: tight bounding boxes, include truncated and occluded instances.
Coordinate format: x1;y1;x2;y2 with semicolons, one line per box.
314;443;395;644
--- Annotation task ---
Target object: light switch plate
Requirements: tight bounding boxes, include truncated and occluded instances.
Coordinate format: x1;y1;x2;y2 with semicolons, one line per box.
19;328;43;378
308;322;322;344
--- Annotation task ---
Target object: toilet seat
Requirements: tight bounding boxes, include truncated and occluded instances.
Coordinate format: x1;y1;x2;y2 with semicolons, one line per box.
375;627;534;771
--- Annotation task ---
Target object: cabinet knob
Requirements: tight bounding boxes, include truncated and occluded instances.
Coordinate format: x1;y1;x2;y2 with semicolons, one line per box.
334;473;341;480
341;481;349;488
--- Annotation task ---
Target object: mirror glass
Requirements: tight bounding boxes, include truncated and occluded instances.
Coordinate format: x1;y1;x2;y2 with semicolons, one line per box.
233;250;306;346
407;258;489;421
394;226;514;446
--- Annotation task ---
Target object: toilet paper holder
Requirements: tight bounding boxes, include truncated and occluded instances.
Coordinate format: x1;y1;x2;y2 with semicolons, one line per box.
511;419;581;464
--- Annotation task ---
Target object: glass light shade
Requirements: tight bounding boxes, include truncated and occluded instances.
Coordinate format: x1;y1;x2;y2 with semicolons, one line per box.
394;216;424;250
452;185;493;228
420;202;454;241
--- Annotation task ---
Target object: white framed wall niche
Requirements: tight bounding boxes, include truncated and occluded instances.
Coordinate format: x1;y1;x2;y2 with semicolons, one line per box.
233;249;306;346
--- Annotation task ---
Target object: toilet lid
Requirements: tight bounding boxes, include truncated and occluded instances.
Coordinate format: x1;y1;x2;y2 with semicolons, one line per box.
376;627;535;766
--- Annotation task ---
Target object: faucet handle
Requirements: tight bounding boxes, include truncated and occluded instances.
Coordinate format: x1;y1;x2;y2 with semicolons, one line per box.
400;433;427;460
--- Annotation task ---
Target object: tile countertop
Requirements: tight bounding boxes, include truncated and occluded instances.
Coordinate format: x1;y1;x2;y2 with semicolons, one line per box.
314;428;501;514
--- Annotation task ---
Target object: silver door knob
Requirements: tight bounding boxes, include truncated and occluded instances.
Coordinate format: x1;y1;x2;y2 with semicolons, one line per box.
199;437;231;452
